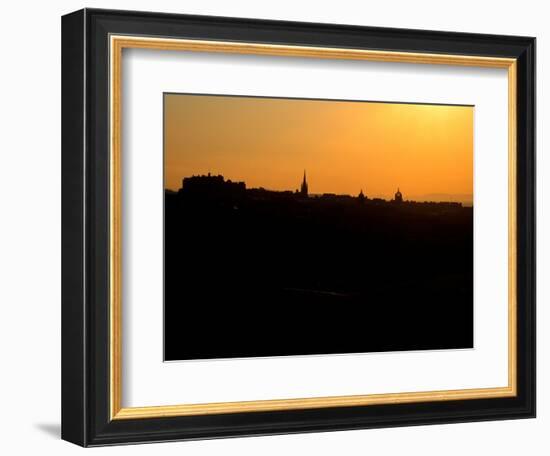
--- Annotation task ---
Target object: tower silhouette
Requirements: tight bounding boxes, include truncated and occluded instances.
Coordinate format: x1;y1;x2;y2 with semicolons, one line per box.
394;188;403;203
300;170;309;197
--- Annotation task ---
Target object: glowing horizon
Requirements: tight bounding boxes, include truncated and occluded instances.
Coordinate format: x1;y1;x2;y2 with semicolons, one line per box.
164;94;473;205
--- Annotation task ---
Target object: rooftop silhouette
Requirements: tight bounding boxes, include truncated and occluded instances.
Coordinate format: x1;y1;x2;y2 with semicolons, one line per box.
176;172;464;208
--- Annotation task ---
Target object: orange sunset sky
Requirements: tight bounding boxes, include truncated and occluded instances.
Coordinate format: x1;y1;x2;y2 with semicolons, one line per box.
164;94;473;204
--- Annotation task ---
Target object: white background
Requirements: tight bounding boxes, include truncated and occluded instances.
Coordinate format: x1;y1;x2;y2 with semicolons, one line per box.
0;0;546;454
123;51;509;406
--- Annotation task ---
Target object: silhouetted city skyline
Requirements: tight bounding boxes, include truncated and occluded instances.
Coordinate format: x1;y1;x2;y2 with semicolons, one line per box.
163;93;473;361
165;94;473;204
171;171;466;207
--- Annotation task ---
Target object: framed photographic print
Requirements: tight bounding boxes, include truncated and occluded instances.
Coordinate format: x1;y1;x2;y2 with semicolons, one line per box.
61;8;536;447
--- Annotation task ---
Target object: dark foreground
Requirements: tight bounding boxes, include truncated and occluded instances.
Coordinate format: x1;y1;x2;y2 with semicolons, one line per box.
164;188;473;360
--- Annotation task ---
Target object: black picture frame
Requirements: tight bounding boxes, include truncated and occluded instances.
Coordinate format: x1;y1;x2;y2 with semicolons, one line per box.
62;8;535;447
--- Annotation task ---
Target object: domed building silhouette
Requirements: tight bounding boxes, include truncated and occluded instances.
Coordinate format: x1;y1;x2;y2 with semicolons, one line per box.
394;188;403;203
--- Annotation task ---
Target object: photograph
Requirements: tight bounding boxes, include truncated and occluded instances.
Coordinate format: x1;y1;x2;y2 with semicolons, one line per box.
57;5;536;447
164;93;475;360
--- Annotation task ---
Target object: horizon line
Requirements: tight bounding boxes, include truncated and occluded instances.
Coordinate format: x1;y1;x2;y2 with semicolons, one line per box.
165;186;472;205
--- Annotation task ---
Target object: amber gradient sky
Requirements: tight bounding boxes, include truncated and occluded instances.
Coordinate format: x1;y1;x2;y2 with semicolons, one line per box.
165;94;473;204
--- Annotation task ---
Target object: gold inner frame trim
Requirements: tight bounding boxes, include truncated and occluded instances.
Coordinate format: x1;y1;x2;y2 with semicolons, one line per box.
109;35;517;421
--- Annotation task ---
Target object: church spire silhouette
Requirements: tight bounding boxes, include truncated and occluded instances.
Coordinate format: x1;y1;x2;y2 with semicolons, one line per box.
300;170;309;197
